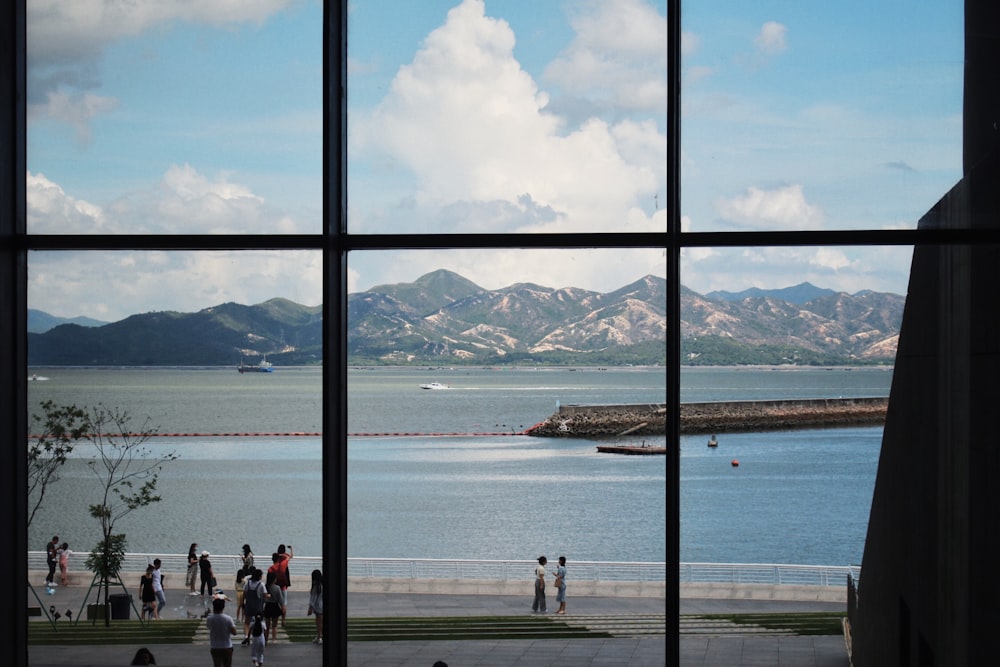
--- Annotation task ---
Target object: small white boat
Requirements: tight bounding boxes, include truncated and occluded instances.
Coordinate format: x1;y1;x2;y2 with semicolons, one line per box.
419;382;449;390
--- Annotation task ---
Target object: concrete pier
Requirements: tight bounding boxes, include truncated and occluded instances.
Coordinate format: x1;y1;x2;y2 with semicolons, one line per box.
526;397;889;437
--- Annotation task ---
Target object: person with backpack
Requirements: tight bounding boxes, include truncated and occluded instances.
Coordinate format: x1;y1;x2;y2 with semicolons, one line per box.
241;569;265;645
249;613;266;667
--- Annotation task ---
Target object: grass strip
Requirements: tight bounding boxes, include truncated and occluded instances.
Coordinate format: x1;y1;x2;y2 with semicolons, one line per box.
28;620;200;645
347;616;612;642
686;612;845;636
282;618;317;643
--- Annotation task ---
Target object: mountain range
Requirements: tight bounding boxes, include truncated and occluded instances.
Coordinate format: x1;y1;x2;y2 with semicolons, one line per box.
27;270;905;366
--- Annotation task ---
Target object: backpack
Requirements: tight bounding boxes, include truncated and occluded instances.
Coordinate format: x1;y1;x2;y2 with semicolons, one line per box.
244;580;264;616
251;615;264;638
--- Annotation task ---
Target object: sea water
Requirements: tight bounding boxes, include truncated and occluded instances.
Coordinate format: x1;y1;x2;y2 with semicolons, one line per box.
26;365;891;566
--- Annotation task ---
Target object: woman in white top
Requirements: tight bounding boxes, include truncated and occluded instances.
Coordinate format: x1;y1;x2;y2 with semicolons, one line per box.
532;556;547;613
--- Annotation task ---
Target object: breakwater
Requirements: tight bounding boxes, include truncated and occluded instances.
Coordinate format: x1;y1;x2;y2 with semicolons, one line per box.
526;397;889;437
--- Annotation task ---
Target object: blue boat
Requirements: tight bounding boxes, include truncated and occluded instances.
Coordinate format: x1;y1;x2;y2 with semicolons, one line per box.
238;355;273;373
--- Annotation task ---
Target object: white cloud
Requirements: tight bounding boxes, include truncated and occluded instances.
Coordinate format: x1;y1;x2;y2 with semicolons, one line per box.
809;247;854;272
754;21;788;55
30;249;322;322
684;65;715;85
28;165;303;234
348;248;667;297
716;184;825;230
543;0;667;113
27;0;296;126
27;171;107;233
681;246;909;297
31;90;119;146
681;31;701;57
356;0;666;234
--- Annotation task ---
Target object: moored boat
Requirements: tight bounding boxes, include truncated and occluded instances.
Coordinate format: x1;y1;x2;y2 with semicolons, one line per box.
596;441;666;455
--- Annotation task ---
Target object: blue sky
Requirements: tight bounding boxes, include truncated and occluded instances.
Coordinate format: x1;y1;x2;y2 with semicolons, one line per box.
26;0;962;321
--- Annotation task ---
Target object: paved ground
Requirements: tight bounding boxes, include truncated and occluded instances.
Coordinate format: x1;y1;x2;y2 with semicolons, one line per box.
26;582;850;666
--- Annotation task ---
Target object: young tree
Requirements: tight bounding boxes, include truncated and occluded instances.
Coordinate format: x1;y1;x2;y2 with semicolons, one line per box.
81;404;177;626
27;401;90;530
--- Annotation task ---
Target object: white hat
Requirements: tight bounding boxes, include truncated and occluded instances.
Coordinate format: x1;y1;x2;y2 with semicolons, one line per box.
202;550;210;557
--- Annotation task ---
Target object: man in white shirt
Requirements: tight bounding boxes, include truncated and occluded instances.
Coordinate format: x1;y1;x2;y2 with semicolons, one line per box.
206;598;237;667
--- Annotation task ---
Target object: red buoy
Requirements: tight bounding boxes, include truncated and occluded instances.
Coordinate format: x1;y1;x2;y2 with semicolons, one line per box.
731;459;740;467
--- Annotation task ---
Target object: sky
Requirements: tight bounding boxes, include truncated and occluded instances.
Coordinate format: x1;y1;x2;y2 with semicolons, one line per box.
25;0;964;322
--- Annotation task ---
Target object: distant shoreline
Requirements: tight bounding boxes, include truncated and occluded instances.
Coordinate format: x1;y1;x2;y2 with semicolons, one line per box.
27;363;894;370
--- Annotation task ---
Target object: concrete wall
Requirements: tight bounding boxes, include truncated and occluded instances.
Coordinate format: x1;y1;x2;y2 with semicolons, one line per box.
849;135;1000;664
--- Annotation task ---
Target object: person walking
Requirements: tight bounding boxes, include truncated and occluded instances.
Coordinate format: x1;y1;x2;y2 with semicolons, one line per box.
307;569;324;644
241;568;266;645
206;597;237;667
236;544;254;622
531;556;547;613
58;542;71;586
186;543;199;595
151;558;166;619
138;564;157;621
199;550;215;596
44;536;59;586
554;556;568;614
248;613;267;667
263;571;283;642
235;568;246;624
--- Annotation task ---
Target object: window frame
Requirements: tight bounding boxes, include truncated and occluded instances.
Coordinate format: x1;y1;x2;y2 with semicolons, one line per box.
8;1;1000;664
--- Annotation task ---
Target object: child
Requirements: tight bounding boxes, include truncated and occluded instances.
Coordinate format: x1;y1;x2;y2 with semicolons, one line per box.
58;542;71;586
249;613;267;667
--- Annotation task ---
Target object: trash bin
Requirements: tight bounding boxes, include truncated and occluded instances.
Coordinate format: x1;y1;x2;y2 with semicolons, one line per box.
109;593;131;620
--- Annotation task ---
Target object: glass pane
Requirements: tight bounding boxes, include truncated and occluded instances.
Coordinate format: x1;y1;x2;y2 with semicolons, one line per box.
680;246;903;569
26;3;321;234
346;248;667;653
348;1;668;234
682;2;963;232
28;250;322;589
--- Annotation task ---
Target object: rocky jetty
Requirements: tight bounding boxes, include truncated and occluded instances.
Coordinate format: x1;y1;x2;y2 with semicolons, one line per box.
526;397;888;438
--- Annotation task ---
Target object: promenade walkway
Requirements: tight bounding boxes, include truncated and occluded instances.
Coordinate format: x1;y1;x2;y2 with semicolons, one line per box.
26;581;850;666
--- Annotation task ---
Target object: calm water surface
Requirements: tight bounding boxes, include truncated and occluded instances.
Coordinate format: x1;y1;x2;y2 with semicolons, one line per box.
27;366;890;565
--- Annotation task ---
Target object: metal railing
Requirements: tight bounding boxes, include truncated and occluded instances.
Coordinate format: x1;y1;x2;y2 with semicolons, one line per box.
347;558;666;582
30;553;856;588
679;562;860;587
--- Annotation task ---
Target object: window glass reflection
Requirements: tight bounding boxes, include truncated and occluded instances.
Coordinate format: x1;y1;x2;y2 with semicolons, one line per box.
26;2;321;234
682;2;963;232
348;1;667;234
680;245;901;567
346;248;667;563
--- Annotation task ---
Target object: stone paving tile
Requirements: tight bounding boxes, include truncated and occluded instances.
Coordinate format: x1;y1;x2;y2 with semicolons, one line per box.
29;588;849;666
